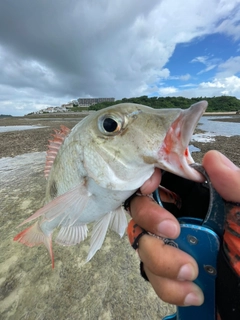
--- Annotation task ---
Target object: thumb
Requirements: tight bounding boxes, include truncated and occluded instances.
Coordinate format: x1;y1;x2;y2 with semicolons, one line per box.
202;151;240;203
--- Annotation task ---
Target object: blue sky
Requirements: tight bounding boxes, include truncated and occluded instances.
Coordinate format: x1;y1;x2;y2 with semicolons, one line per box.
0;0;240;115
150;33;240;97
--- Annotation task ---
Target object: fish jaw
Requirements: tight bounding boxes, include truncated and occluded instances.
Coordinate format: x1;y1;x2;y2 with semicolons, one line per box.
157;101;208;182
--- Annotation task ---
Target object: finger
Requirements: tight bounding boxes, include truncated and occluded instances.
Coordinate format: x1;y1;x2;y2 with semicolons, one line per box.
138;235;198;281
130;196;180;238
144;266;204;306
140;168;162;194
203;151;240;202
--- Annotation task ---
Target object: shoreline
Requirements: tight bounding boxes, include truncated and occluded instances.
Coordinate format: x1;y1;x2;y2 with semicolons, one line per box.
0;115;239;165
203;111;237;115
0;121;239;167
0;110;238;120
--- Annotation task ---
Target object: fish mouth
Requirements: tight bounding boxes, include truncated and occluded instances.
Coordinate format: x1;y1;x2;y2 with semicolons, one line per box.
158;101;208;182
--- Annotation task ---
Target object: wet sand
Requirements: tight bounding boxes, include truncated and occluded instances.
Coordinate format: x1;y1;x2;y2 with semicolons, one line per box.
0;114;240;320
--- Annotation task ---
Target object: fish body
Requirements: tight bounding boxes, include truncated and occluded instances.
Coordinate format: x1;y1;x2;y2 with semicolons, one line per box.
14;101;207;267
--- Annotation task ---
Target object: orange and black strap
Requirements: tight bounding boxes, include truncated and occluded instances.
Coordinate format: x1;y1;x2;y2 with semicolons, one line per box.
127;219;150;281
127;219;148;250
216;202;240;320
223;201;240;276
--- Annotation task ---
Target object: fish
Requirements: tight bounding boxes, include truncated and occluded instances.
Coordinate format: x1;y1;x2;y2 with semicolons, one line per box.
14;101;207;267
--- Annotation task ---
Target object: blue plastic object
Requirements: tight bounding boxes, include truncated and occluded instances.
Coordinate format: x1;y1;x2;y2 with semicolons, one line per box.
162;218;219;320
153;164;226;320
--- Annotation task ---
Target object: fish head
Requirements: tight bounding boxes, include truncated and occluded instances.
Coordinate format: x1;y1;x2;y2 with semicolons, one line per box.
78;101;207;190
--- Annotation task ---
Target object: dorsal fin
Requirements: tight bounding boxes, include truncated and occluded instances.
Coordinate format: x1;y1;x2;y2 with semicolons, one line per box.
44;125;70;179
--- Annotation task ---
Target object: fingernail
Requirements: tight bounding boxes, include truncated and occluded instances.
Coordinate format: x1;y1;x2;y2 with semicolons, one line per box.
178;263;196;281
184;291;204;306
157;220;178;238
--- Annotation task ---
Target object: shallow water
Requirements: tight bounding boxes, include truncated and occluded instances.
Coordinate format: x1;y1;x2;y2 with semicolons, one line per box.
0;125;47;132
191;116;240;144
191;132;216;143
198;116;240;136
189;145;201;152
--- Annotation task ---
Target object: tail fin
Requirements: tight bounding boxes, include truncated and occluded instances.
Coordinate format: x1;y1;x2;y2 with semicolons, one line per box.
13;221;54;268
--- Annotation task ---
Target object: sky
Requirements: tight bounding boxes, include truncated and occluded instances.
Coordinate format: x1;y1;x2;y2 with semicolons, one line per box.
0;0;240;116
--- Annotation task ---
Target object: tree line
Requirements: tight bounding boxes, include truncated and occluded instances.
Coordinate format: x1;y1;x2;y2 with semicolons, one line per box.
88;95;240;112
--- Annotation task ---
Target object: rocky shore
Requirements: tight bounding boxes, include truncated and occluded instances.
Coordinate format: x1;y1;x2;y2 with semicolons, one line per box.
0;114;239;320
1;114;240;166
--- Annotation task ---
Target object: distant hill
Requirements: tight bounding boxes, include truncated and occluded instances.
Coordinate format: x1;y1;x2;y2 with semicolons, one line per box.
0;114;12;118
88;95;240;112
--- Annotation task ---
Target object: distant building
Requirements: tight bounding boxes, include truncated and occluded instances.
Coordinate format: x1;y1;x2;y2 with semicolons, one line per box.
45;107;55;113
77;97;115;106
62;102;75;108
32;106;67;114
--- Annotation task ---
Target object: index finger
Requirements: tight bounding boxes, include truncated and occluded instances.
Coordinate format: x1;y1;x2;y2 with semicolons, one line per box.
130;195;180;238
203;151;240;202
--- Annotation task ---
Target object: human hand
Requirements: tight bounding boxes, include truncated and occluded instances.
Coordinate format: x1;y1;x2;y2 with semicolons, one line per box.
128;150;240;307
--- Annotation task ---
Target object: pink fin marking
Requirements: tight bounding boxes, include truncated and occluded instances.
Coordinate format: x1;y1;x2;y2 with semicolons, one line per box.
44;125;71;179
13;221;54;268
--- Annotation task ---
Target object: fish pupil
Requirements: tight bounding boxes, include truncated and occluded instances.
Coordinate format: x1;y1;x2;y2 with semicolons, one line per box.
103;118;118;132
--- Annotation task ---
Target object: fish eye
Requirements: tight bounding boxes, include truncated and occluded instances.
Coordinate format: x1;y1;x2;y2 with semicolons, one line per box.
103;118;118;132
98;114;124;135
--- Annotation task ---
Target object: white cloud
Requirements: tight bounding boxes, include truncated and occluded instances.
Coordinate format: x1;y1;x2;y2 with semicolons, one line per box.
172;55;240;98
191;56;209;64
201;75;240;96
157;68;171;79
0;0;240;114
191;55;220;74
200;79;226;89
179;74;191;81
167;75;240;99
170;74;191;81
197;65;217;74
216;56;240;77
215;5;240;41
158;86;178;95
180;83;198;88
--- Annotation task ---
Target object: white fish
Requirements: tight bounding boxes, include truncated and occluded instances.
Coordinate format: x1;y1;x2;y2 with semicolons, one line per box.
14;101;207;267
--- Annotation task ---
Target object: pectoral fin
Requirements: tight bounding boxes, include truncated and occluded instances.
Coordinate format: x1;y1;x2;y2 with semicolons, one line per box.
109;206;128;237
55;224;88;246
86;207;128;262
18;184;90;227
14;184;90;268
86;212;112;262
